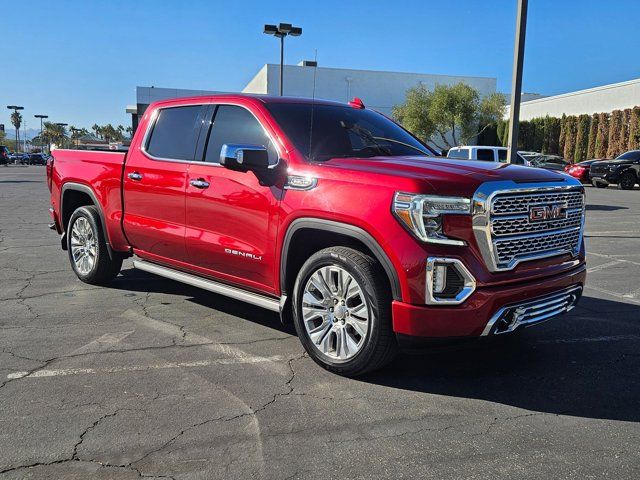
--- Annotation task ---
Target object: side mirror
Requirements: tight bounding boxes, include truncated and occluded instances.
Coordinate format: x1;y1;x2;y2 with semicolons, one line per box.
220;144;269;172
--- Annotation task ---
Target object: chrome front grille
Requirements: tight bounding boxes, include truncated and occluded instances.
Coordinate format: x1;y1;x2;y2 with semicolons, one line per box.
492;209;583;236
482;286;582;335
492;191;583;215
473;182;585;272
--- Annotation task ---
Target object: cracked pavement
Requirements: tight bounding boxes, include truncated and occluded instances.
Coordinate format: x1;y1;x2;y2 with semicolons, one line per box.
1;166;639;479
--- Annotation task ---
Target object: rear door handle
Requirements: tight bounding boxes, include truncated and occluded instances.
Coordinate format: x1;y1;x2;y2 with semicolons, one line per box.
128;172;143;181
190;178;210;189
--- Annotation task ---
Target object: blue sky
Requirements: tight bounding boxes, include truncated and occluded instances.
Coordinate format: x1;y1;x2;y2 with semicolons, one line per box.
2;0;639;131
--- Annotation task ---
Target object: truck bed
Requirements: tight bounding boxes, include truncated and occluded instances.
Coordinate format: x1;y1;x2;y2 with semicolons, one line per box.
49;149;129;252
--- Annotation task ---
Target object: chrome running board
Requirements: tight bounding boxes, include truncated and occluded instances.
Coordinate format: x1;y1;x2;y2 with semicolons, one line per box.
133;260;281;312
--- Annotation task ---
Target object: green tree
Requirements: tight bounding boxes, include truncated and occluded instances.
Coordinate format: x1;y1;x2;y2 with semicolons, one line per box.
628;107;640;151
10;111;23;152
42;122;69;149
595;112;609;158
558;114;567;156
392;85;434;143
586;113;598;159
393;82;505;149
563;116;577;160
607;110;624;158
574;114;590;163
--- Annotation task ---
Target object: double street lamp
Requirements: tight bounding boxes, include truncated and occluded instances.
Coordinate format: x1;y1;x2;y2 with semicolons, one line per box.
263;23;302;96
34;114;48;152
7;105;24;152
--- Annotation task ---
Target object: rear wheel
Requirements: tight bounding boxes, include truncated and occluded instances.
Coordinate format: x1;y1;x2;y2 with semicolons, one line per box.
67;206;122;285
592;179;608;188
292;246;397;376
618;171;637;190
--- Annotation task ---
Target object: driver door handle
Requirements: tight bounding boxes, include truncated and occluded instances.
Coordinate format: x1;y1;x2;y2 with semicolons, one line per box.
128;172;143;181
190;178;210;189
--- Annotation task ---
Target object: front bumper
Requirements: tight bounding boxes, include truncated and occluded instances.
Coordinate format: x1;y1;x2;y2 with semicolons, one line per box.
590;172;619;185
391;264;586;338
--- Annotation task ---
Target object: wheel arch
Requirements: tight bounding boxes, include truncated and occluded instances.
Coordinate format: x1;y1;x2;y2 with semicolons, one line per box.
280;218;401;302
60;183;113;258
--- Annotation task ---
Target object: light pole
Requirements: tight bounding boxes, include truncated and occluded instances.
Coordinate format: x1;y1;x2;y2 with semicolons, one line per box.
55;123;68;149
7;105;24;152
35;114;48;153
263;23;302;96
506;0;528;164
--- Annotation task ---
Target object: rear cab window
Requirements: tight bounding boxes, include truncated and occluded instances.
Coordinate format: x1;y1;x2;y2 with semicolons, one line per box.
448;148;469;159
145;105;206;161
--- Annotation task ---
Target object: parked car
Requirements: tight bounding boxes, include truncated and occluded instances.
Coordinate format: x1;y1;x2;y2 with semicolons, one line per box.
27;153;49;165
446;145;529;165
47;95;586;376
563;159;599;184
525;154;570;172
589;150;640;189
0;146;9;165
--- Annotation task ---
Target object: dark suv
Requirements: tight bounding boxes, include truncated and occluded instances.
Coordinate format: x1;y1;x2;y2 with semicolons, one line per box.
590;150;640;190
0;146;9;165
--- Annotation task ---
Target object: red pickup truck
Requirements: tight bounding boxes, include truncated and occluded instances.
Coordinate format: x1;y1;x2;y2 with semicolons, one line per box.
47;94;586;376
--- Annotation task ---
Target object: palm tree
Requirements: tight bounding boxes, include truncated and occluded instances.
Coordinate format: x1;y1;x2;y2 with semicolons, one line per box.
42;122;68;150
91;124;101;139
11;111;22;152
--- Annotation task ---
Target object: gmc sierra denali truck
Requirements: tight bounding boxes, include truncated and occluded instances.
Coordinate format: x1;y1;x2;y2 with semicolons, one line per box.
47;94;587;376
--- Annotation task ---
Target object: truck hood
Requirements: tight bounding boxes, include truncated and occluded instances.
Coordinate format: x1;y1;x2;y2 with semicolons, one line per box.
323;156;570;196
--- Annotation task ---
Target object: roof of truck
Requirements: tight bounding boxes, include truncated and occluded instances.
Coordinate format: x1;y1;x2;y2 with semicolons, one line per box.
149;93;357;109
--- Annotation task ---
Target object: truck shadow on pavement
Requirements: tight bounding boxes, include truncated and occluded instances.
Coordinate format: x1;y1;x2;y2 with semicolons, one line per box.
366;294;640;423
112;269;639;423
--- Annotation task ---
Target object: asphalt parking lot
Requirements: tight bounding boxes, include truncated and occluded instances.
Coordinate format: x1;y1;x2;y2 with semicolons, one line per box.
1;166;639;479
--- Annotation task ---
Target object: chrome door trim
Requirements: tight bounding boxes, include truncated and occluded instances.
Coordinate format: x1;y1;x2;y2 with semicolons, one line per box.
140;102;283;166
133;259;281;312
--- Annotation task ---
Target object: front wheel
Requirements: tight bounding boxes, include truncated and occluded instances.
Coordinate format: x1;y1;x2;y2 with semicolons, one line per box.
292;246;397;376
618;171;637;190
67;206;122;285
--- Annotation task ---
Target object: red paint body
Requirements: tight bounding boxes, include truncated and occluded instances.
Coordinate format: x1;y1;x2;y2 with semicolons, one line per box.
48;95;586;338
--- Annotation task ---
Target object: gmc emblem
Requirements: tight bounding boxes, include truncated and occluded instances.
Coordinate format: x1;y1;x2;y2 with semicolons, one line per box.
529;204;567;222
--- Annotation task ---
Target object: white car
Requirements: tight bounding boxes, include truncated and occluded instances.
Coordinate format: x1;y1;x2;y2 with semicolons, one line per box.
447;146;529;166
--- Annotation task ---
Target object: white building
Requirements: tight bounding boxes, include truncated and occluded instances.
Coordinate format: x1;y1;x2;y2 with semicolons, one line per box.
129;63;497;132
242;62;496;116
506;77;640;120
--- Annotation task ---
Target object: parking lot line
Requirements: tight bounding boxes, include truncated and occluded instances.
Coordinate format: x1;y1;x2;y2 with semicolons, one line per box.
586;260;622;273
6;354;288;380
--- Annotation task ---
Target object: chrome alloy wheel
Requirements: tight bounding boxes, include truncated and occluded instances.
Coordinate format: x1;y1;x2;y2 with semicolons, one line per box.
70;217;97;275
302;266;370;360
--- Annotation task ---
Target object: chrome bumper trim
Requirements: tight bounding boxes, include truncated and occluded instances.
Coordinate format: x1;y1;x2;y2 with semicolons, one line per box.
481;285;582;336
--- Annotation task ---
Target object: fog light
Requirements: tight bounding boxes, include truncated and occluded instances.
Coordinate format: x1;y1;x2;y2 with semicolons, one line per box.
432;264;448;294
426;257;476;305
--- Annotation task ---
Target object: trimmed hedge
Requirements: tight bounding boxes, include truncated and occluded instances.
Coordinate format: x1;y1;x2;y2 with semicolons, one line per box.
492;105;640;162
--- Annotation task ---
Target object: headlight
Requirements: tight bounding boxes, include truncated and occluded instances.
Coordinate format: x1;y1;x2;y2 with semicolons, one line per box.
393;192;470;246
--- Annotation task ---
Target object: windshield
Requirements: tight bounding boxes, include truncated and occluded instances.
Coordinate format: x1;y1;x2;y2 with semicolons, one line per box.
616;150;640;161
265;103;435;161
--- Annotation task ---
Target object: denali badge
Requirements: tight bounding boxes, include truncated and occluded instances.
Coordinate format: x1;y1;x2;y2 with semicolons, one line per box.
224;248;262;261
529;204;567;222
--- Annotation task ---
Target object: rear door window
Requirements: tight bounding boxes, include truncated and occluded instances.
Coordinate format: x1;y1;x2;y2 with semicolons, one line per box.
476;149;495;161
146;105;206;161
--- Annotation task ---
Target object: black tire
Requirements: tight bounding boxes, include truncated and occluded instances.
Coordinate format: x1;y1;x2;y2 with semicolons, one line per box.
592;180;608;188
618;171;637;190
67;206;122;285
292;246;397;376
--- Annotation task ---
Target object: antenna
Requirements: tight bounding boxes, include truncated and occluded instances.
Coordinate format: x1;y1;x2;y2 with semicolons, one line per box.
308;49;318;159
